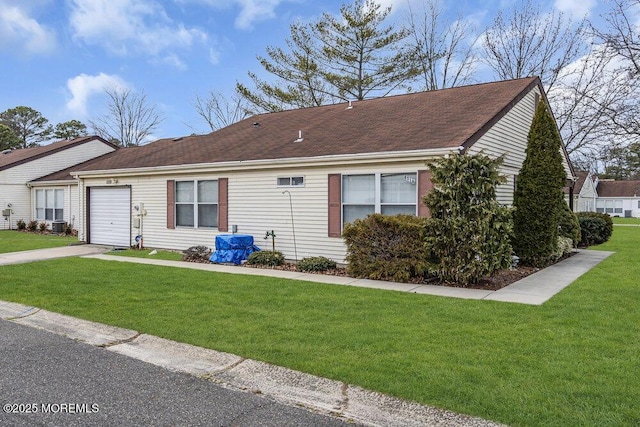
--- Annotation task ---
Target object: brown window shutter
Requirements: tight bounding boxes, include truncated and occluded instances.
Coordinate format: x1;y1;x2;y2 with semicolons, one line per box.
166;180;175;229
328;174;341;237
418;170;433;217
218;178;228;232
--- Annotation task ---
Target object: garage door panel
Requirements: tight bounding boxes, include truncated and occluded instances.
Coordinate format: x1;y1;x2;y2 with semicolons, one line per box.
90;187;131;246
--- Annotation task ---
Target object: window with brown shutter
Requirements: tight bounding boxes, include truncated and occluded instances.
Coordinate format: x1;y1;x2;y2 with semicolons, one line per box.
328;174;341;237
166;180;175;229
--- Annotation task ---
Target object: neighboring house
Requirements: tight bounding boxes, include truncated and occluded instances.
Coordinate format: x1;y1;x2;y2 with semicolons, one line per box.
60;77;573;262
595;179;640;218
565;170;598;212
0;137;117;230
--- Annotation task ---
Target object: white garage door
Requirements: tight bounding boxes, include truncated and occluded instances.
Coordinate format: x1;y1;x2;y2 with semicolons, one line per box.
90;187;131;246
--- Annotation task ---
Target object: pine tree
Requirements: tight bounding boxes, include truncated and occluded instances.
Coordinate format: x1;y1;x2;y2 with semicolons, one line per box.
513;100;567;266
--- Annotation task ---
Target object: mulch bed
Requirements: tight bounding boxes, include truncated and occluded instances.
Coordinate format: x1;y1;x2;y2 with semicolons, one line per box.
242;261;542;291
193;251;577;291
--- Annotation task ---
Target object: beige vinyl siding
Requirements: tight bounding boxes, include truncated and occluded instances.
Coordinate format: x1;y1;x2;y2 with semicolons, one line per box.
467;89;572;206
78;160;433;262
467;90;538;205
0;184;29;230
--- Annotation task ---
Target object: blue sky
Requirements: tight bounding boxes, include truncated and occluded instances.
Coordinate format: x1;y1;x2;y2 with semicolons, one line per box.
0;0;603;141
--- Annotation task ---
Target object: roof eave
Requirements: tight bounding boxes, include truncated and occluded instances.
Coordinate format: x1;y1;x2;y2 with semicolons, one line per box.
71;147;463;178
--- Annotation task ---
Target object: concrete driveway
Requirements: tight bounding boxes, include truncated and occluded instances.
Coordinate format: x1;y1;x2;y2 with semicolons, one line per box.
0;245;110;266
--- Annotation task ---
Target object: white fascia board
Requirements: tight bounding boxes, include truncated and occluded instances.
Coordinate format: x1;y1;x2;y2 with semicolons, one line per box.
29;180;78;187
71;148;460;178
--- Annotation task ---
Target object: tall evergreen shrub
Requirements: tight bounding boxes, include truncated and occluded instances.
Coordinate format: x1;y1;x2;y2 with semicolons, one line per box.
513;101;567;267
424;153;513;286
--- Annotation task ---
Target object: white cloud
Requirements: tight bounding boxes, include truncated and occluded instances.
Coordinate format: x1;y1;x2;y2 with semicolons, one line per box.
554;0;596;18
69;0;207;58
209;47;221;65
178;0;294;30
66;73;127;117
0;1;56;54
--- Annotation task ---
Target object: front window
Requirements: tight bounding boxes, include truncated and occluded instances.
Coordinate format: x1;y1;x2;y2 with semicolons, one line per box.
596;199;622;214
36;189;63;221
175;180;218;228
342;173;417;225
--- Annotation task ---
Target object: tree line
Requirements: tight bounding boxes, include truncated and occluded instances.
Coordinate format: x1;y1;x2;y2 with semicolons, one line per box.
3;0;638;179
211;0;637;179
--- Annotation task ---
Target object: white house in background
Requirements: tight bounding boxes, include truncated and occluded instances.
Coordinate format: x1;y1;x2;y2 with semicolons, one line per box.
595;179;640;218
0;136;117;231
566;170;598;212
53;77;573;263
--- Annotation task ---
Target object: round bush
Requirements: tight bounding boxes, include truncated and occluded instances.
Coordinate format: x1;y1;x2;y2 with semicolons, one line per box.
577;212;612;241
297;256;337;272
577;216;609;246
247;250;285;267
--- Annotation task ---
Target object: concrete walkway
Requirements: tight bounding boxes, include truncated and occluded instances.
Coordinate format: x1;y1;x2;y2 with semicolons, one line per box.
0;245;614;426
84;249;614;306
0;245;613;305
0;244;110;266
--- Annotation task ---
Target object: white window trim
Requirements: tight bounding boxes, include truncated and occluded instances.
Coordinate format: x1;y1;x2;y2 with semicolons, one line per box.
175;180;219;229
341;172;418;227
35;189;64;222
277;176;305;187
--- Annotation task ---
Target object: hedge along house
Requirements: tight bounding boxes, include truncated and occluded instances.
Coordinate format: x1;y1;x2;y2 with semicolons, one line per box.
63;77;573;262
0;136;117;231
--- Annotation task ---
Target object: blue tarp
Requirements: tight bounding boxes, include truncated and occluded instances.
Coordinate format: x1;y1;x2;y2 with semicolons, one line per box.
210;234;260;265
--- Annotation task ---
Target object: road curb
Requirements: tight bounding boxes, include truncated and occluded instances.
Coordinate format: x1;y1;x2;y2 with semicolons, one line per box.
0;299;504;426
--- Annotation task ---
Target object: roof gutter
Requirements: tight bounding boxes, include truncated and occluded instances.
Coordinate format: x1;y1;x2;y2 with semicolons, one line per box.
28;179;78;187
70;148;462;179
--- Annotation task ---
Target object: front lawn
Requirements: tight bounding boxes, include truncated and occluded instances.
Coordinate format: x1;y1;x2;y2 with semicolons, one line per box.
0;228;638;426
0;230;78;254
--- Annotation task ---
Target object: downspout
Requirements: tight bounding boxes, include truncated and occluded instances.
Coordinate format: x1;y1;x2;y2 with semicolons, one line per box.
26;182;32;231
67;184;72;227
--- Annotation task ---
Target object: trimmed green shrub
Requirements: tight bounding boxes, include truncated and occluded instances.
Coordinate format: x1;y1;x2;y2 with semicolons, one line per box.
513;101;567;267
424;153;513;286
552;236;574;261
577;212;613;244
247;250;285;267
16;219;26;230
558;201;581;246
297;256;337;272
577;214;612;246
343;214;431;283
27;220;38;232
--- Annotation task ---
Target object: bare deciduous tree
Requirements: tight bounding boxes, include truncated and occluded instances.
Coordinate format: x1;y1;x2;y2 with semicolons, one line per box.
595;0;640;75
482;0;587;93
193;91;250;132
405;0;478;90
90;87;163;147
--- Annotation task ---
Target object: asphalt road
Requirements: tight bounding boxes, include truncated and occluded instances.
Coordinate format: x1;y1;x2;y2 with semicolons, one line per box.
0;320;352;427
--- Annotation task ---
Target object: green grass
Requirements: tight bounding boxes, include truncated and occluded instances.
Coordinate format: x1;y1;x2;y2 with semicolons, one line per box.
612;217;640;225
107;248;183;261
0;230;78;253
0;229;638;426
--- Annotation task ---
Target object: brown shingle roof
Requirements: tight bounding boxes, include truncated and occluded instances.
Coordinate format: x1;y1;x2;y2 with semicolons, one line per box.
597;180;640;197
72;77;541;174
564;170;589;195
0;136;115;171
